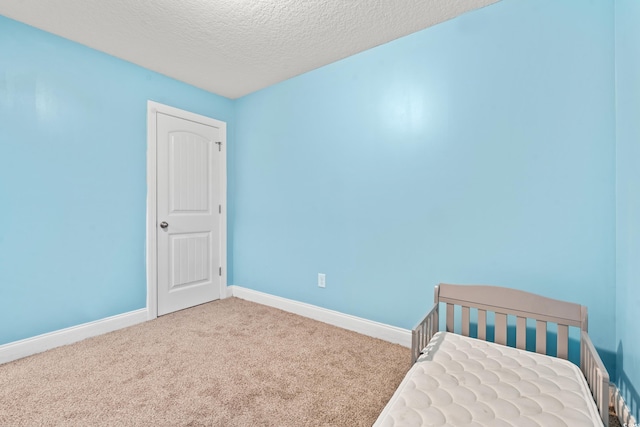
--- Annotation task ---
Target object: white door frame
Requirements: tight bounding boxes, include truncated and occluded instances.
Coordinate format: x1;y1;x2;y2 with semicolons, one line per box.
146;100;227;320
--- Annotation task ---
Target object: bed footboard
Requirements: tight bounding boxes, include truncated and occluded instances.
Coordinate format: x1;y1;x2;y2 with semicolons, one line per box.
581;330;610;427
411;302;438;364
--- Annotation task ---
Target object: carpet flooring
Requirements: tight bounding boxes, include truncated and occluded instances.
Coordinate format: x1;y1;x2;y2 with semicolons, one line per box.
0;297;623;426
0;298;409;426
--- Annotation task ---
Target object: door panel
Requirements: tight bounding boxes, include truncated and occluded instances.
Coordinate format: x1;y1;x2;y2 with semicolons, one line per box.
170;232;210;289
170;133;210;212
157;113;221;315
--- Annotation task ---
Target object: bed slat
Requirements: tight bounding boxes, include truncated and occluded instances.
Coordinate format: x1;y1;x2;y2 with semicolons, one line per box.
433;315;438;336
495;312;507;345
536;320;547;354
446;303;454;332
478;309;486;340
557;324;569;359
426;319;431;349
461;306;470;337
425;317;431;351
516;316;526;349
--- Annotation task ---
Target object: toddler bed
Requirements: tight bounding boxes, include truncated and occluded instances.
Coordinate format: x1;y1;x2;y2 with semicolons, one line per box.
374;284;610;427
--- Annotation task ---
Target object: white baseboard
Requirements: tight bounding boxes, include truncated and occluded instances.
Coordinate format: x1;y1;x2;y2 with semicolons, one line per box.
611;384;638;426
228;285;411;347
224;285;234;299
0;309;148;365
1;288;410;365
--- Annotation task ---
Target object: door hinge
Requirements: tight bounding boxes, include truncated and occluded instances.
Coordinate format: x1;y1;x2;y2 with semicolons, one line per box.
219;204;221;214
219;267;222;276
215;141;222;151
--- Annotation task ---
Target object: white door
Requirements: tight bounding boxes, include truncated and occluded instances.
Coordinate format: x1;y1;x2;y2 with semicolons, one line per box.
156;112;223;316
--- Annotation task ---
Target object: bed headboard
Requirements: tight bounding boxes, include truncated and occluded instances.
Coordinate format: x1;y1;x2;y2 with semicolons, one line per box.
436;283;588;359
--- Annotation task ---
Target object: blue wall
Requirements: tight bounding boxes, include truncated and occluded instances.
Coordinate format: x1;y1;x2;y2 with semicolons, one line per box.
615;0;640;420
0;16;234;345
234;0;617;372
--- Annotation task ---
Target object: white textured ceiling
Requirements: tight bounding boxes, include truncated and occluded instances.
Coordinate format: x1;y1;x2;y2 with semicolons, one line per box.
0;0;499;99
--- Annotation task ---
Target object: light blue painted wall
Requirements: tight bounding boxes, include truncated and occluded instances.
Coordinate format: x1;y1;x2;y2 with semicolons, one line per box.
0;16;234;345
234;0;617;372
615;0;640;419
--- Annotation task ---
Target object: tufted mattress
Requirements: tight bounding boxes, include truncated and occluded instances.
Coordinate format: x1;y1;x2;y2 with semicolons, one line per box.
374;331;602;427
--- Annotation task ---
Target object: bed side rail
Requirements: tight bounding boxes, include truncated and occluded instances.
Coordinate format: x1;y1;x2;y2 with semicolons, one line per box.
581;330;610;427
411;302;438;364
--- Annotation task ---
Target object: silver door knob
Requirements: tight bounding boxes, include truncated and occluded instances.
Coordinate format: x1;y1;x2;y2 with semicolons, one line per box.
160;221;169;229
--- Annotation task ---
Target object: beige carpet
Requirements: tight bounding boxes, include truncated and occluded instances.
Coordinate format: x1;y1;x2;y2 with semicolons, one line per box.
0;298;409;426
0;298;623;427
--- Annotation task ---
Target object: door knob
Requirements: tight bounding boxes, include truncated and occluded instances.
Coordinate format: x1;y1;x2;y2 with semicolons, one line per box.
160;221;169;229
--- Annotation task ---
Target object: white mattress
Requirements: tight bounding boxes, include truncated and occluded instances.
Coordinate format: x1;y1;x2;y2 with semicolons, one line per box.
374;332;602;427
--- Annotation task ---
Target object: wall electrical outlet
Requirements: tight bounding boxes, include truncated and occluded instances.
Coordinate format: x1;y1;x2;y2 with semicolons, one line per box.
318;273;326;288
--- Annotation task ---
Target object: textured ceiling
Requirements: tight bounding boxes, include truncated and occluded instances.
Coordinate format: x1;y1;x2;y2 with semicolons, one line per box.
0;0;499;99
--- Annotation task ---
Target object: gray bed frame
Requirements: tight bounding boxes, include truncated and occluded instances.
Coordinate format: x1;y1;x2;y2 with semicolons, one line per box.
412;283;610;427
